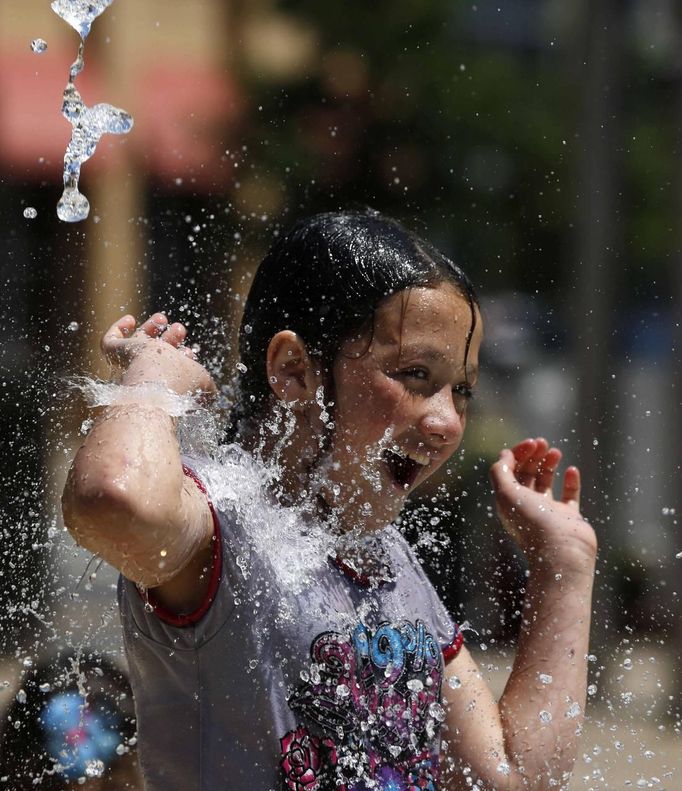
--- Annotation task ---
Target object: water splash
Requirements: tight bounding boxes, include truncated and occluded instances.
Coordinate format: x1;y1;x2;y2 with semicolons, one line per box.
67;376;202;418
58;85;133;222
51;0;115;39
51;0;133;222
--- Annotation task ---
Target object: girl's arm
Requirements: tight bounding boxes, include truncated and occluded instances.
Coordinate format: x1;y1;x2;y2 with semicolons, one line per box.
61;314;217;612
441;439;597;790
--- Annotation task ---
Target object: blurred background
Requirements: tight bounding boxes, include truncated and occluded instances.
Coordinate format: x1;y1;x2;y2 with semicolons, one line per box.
0;0;681;787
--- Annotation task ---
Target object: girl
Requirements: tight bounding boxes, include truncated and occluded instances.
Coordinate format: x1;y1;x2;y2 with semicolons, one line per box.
62;211;596;790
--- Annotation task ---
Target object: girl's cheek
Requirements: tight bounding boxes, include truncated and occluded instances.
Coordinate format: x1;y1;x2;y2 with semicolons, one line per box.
368;377;411;425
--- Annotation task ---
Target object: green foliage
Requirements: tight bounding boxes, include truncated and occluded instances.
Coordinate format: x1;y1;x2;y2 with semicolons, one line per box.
241;1;676;300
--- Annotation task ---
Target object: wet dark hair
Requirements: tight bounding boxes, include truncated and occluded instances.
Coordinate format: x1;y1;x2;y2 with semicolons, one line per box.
0;650;137;789
229;210;479;439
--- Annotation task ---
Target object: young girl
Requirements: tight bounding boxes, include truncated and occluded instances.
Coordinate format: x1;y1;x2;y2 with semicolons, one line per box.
62;211;596;790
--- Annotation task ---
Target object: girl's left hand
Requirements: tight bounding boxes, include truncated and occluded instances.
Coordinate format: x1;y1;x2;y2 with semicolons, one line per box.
489;438;597;572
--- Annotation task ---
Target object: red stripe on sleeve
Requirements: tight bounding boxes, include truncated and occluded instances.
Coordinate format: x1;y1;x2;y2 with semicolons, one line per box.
442;628;464;664
144;464;223;627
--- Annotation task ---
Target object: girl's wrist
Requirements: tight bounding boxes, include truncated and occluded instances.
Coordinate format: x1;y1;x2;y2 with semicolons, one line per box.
525;539;597;580
121;342;211;396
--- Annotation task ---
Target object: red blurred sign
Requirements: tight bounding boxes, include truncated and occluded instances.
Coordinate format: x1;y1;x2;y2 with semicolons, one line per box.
0;47;242;187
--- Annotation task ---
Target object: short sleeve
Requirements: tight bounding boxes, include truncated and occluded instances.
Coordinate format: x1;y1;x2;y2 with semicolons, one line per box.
118;461;239;650
387;528;464;664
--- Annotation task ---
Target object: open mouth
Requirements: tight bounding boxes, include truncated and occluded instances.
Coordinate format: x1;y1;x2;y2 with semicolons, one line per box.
382;449;423;491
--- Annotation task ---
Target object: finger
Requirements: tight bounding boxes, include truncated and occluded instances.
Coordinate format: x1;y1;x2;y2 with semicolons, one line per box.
534;448;562;494
561;466;581;508
178;344;198;360
516;437;548;487
489;447;519;493
136;312;168;338
162;322;187;348
101;314;136;355
510;438;537;463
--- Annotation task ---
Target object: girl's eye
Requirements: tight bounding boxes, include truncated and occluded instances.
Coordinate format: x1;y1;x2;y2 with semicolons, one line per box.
403;368;428;381
453;383;474;400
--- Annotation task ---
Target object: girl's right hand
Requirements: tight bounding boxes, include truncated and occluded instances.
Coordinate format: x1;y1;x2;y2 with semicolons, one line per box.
101;313;217;397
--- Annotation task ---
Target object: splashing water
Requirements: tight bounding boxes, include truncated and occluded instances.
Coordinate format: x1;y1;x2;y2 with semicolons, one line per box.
51;0;133;222
191;446;338;598
51;0;115;39
57;85;133;222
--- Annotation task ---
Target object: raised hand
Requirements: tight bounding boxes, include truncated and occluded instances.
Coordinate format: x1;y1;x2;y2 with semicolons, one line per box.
101;312;216;397
489;438;597;571
101;312;195;365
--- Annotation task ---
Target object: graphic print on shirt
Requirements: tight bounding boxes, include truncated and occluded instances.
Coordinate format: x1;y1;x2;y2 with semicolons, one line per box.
280;619;445;791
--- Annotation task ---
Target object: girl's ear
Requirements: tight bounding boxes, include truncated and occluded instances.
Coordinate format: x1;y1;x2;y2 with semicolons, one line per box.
266;330;321;407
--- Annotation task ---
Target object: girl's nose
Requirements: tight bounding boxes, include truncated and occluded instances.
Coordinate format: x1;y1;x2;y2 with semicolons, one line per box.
419;388;464;446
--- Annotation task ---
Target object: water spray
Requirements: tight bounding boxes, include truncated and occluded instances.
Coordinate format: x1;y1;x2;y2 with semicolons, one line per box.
51;0;134;222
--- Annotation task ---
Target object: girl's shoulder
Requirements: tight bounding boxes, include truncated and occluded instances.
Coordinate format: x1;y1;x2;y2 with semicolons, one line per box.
181;444;265;512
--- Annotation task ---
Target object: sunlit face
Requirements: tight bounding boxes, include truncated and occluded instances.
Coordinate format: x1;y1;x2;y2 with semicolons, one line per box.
320;283;482;532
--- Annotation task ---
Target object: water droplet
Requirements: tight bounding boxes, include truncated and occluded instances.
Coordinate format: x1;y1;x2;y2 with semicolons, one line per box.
538;673;553;685
22;658;33;668
565;702;581;719
84;759;105;778
57;187;90;222
39;683;51;693
587;684;597;696
335;684;350;698
236;362;247;373
115;744;126;756
622;657;633;670
23;207;38;219
447;675;462;690
31;38;48;53
539;710;552;723
592;438;599;446
496;762;511;776
51;0;115;38
406;679;424;692
428;702;445;721
15;689;27;704
67;320;80;331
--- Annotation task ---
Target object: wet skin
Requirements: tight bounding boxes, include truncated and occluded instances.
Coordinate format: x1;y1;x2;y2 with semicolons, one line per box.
319;283;483;533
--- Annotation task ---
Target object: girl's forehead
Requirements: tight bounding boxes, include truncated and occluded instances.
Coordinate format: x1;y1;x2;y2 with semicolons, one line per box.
374;284;477;344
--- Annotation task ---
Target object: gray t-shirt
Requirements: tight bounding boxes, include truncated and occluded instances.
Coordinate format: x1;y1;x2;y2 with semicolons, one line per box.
118;449;463;791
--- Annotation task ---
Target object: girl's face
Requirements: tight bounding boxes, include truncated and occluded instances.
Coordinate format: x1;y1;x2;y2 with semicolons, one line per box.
321;282;482;532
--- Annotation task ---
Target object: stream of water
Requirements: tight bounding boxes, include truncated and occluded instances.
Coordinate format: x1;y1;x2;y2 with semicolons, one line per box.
51;0;133;222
